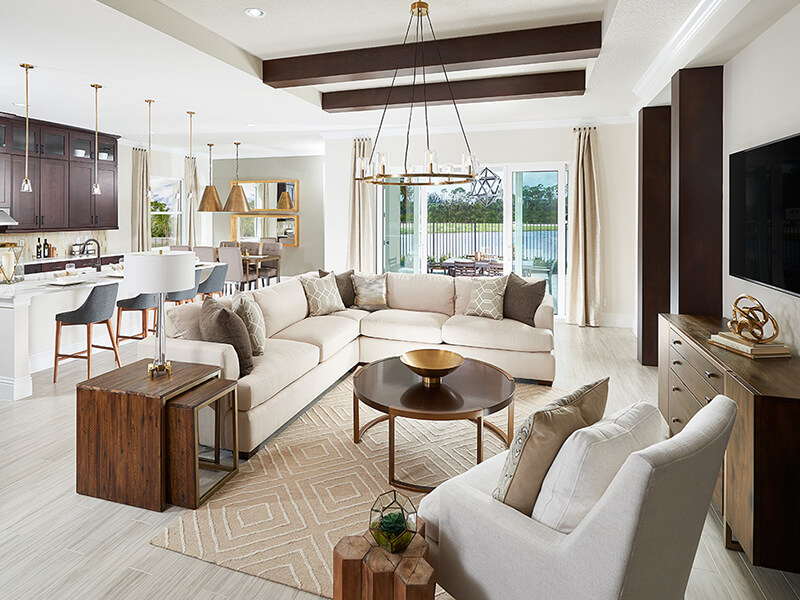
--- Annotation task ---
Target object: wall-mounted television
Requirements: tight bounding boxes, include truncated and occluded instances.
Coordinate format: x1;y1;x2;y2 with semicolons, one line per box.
729;132;800;296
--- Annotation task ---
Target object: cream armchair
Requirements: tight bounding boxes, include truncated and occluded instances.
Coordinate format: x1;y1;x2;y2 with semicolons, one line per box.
419;396;737;600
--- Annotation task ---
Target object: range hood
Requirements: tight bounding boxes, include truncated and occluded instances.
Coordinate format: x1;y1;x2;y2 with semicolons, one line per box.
0;210;18;227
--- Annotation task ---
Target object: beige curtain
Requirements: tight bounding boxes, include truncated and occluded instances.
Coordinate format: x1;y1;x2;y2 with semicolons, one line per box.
131;148;151;252
184;156;199;247
347;138;377;273
566;127;602;326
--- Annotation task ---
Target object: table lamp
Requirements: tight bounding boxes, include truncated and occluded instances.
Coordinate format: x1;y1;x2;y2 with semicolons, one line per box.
123;251;195;376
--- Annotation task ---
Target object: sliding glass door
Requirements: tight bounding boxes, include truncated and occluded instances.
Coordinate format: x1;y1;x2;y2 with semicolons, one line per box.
382;182;419;273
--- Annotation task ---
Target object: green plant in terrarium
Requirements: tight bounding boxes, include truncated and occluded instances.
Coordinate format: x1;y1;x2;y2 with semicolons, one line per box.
369;490;417;553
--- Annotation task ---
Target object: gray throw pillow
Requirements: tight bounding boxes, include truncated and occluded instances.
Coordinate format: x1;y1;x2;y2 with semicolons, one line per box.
232;291;267;356
318;269;355;307
351;273;388;312
503;273;547;327
465;275;509;320
300;272;346;316
199;297;254;377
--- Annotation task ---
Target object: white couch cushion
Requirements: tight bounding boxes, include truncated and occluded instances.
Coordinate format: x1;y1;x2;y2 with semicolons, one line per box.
336;308;370;323
272;314;360;361
251;278;309;337
387;272;455;315
442;314;554;352
532;402;668;533
360;309;449;344
419;451;508;543
237;339;319;411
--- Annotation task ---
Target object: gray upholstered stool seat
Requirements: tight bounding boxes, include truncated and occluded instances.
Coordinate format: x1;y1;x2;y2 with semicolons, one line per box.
166;269;203;304
54;283;121;382
115;293;158;344
197;263;227;298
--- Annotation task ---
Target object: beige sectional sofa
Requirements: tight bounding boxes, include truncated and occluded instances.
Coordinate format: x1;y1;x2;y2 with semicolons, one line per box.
138;272;555;455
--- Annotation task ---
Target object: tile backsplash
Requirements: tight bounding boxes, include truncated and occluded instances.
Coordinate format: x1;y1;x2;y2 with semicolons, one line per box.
0;230;109;262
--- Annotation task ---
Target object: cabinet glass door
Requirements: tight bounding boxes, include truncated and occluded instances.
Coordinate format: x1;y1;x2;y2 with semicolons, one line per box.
11;125;36;155
70;132;93;161
97;138;116;164
0;122;7;152
41;128;68;160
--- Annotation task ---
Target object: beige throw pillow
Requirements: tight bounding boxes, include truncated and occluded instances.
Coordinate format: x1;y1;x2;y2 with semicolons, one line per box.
465;275;509;320
492;378;609;514
300;272;346;316
351;273;389;312
232;291;267;356
198;297;254;377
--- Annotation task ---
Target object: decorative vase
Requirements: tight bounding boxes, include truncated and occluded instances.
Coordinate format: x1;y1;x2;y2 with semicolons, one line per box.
368;490;417;553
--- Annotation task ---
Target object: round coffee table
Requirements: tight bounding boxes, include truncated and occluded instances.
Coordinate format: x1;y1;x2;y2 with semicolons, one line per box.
352;356;515;493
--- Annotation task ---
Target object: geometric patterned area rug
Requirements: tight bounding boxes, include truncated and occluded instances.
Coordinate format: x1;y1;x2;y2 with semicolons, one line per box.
151;376;564;598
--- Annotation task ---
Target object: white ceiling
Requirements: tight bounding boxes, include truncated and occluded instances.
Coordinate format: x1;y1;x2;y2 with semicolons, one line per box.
0;0;796;159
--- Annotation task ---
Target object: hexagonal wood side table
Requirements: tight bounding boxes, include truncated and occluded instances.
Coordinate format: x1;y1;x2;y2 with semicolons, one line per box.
334;519;435;600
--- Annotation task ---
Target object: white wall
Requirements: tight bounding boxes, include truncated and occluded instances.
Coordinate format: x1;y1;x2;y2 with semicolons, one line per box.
324;124;638;327
723;4;800;352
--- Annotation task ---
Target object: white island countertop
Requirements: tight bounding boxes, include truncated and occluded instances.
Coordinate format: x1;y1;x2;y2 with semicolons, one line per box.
0;267;127;305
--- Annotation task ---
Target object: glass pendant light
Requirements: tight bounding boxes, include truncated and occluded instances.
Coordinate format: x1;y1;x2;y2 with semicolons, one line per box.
198;143;223;212
186;110;195;203
145;99;155;200
19;64;34;193
223;142;250;212
91;84;102;195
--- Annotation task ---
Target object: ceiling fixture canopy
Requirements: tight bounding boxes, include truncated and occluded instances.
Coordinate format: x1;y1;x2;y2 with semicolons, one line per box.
356;1;478;187
198;143;223;212
91;83;102;196
223;142;250;212
19;64;34;194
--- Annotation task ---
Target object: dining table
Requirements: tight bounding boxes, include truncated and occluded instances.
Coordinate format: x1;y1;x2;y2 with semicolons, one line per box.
241;254;281;286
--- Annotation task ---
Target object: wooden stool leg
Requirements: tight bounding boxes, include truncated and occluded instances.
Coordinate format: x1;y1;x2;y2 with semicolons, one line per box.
86;323;93;379
105;319;122;368
140;308;147;338
115;306;123;344
53;321;62;383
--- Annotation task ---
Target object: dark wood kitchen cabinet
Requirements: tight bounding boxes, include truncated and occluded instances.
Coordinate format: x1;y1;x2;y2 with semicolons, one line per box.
0;111;118;233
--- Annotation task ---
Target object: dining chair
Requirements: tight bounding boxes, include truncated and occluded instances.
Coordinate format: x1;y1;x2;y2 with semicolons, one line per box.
197;263;228;299
194;246;217;262
239;241;261;255
53;283;121;382
454;260;477;277
258;241;282;286
259;237;277;244
219;241;240;248
115;293;158;345
170;245;191;252
487;262;504;276
218;246;253;292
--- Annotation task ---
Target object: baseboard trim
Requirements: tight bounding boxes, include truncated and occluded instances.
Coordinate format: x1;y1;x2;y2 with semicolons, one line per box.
0;375;33;402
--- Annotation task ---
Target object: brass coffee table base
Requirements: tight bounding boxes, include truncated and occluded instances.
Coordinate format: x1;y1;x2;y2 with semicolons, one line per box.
353;392;514;494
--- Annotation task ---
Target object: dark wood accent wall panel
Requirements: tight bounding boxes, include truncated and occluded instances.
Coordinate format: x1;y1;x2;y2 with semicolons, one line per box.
671;67;723;317
263;22;602;88
323;70;585;113
637;106;672;366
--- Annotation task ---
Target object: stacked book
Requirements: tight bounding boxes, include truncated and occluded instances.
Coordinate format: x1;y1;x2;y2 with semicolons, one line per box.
709;331;791;359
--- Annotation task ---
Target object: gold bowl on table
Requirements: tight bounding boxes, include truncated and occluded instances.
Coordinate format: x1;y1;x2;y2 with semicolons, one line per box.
400;349;464;387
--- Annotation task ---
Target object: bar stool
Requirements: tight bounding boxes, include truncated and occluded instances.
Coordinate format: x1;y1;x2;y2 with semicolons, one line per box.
115;293;158;345
197;263;228;299
166;268;203;305
54;283;121;382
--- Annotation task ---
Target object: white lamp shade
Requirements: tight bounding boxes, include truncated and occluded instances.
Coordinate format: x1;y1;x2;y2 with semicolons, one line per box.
123;251;195;294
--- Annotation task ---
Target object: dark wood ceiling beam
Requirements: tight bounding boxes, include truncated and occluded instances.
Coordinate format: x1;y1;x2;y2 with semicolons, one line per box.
321;70;586;113
263;21;601;88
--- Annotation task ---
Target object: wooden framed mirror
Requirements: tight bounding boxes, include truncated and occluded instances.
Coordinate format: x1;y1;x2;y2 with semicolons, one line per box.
230;214;299;247
232;179;299;212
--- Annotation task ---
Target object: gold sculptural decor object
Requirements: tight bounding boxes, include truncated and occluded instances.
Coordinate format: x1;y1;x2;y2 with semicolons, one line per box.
727;294;779;343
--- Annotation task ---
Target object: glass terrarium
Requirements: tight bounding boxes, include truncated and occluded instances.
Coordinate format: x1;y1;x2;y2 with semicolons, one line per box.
369;490;418;553
0;243;23;284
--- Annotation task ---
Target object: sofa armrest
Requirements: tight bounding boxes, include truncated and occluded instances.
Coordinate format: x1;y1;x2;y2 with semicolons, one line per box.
136;336;240;380
534;293;555;331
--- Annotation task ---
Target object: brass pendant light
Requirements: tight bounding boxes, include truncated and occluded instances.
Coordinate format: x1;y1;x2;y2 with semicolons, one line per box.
145;99;155;200
277;191;293;210
223;142;250;212
198;143;223;212
186;110;195;203
19;64;34;193
91;84;102;195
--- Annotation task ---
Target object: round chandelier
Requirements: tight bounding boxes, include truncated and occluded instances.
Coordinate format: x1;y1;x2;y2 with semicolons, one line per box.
356;1;479;187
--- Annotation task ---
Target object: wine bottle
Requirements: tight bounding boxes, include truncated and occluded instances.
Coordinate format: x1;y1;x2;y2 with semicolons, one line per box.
36;237;42;260
43;239;50;259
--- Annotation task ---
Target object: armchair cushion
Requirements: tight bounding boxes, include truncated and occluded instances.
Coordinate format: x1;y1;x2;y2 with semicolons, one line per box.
532;402;668;533
492;378;609;514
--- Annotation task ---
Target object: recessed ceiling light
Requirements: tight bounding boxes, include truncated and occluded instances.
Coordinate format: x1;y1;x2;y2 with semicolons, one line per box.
247;123;256;127
244;7;265;18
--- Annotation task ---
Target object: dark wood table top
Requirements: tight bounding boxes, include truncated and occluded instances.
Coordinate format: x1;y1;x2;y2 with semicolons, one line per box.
354;357;515;419
76;359;220;401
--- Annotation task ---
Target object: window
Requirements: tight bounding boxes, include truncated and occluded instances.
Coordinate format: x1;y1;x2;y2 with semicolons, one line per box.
150;177;183;249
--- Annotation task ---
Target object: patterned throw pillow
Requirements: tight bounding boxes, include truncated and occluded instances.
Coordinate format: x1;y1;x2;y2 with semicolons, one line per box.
351;273;388;312
492;378;609;514
300;272;346;316
232;291;266;356
465;275;509;320
318;269;356;307
198;297;254;377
